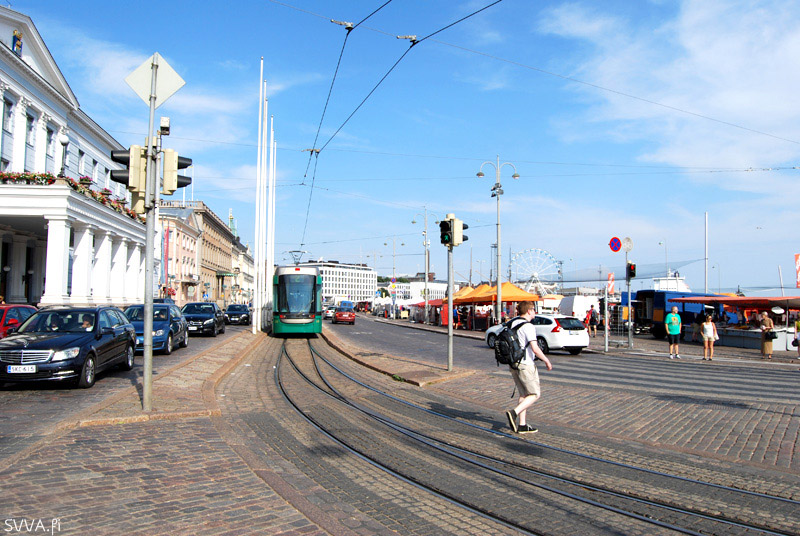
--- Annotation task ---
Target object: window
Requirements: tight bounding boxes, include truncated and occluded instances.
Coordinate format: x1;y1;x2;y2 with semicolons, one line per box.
78;150;85;175
2;99;12;131
25;114;34;145
0;159;8;171
46;127;54;155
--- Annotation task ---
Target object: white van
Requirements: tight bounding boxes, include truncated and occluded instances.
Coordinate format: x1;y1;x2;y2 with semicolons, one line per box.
558;296;599;320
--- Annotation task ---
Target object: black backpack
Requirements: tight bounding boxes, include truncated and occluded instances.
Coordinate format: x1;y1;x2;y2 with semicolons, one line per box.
494;317;526;369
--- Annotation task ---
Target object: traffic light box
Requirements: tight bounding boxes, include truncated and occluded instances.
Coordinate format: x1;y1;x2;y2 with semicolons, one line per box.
162;149;192;195
626;262;637;280
110;145;147;214
439;219;453;245
452;218;468;246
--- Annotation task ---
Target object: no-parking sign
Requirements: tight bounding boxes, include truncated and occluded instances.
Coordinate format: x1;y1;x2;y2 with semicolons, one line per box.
609;237;621;252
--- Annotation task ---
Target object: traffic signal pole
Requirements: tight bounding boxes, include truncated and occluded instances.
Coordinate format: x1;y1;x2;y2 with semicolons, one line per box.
447;244;453;372
142;55;159;412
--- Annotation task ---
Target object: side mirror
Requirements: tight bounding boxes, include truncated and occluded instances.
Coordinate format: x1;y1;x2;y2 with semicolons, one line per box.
100;326;114;336
6;318;19;327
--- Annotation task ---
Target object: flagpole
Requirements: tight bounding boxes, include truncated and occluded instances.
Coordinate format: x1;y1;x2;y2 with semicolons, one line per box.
253;59;264;334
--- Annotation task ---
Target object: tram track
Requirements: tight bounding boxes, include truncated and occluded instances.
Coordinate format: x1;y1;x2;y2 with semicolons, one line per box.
276;338;800;535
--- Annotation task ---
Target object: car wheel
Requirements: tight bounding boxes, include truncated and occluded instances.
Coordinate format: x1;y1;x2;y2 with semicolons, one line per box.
537;337;550;354
211;325;218;337
78;354;96;388
120;345;135;370
164;334;173;355
487;334;497;348
567;347;582;355
220;323;225;334
179;331;188;348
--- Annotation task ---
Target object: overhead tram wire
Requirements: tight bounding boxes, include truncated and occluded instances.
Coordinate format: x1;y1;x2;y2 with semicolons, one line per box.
299;1;395;248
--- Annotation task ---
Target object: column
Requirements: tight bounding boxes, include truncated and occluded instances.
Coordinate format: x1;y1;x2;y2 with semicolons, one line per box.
10;97;27;172
7;235;28;303
70;223;94;305
125;243;141;303
32;239;46;304
91;230;112;304
34;113;50;171
109;237;128;305
41;216;71;306
56;126;68;177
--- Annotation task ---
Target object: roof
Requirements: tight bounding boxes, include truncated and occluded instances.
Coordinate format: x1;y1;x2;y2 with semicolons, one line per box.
670;296;800;310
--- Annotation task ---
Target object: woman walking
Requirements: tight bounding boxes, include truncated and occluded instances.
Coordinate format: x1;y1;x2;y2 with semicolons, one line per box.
702;314;718;360
760;311;774;360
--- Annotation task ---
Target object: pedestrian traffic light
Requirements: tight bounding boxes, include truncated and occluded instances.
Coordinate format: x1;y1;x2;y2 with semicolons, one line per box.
627;262;637;279
110;145;147;214
439;219;453;245
452;218;469;246
162;149;192;195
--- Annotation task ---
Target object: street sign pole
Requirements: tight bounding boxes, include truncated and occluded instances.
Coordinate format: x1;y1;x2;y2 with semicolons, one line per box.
142;55;158;412
604;282;609;353
447;245;454;372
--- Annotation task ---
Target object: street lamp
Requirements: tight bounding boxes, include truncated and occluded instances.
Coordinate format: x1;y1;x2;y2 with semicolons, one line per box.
58;132;69;177
477;155;519;324
658;240;669;277
384;238;404;318
412;208;439;324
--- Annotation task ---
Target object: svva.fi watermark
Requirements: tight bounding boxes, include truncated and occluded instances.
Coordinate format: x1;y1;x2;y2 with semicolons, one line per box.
4;519;61;533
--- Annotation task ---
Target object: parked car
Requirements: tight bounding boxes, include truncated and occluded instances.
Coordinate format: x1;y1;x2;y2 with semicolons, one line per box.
0;306;136;388
181;302;225;336
224;304;251;325
323;306;336;320
333;307;356;325
124;304;189;355
485;314;589;355
0;304;37;339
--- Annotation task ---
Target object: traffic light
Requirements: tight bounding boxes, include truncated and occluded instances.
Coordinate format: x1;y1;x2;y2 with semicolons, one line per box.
439;219;453;245
452;218;469;246
626;262;637;279
162;149;192;195
110;145;147;214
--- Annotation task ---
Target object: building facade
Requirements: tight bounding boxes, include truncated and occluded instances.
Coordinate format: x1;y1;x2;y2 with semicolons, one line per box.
231;239;254;305
158;206;201;307
0;7;146;307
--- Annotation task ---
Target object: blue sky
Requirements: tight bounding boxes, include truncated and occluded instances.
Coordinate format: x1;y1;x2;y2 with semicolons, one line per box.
19;0;800;294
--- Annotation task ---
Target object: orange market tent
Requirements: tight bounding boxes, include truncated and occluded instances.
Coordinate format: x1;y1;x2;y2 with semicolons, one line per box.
453;284;492;305
453;286;473;298
460;282;540;305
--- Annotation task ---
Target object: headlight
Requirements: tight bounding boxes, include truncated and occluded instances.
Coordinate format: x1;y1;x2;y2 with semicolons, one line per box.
52;347;80;362
153;329;165;337
203;319;214;325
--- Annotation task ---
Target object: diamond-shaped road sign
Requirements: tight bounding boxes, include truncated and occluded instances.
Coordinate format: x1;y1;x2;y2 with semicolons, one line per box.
125;52;185;109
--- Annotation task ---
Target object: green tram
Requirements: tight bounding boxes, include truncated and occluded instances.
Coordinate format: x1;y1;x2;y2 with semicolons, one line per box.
272;266;322;335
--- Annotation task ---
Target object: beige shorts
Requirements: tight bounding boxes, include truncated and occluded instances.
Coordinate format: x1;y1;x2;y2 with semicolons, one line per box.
511;362;540;397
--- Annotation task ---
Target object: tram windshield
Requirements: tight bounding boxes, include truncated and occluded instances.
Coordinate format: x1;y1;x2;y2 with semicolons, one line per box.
276;274;317;314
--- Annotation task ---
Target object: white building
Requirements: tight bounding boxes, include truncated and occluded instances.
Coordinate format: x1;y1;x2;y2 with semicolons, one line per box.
0;7;146;306
298;261;377;305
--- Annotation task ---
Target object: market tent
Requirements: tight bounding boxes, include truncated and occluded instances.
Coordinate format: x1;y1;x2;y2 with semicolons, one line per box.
670;296;800;310
453;283;492;305
410;298;444;307
464;282;540;304
453;286;473;298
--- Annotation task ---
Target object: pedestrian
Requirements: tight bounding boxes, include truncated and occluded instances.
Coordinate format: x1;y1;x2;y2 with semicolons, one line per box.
759;311;774;360
701;314;718;360
588;305;599;337
665;305;682;359
504;301;553;435
795;316;800;358
691;313;703;342
0;295;4;304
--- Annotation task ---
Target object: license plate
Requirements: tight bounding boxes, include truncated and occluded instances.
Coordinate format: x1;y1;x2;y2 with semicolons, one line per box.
188;326;198;331
7;365;36;373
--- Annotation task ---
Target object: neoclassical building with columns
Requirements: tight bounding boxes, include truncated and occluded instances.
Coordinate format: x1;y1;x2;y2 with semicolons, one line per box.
0;6;145;306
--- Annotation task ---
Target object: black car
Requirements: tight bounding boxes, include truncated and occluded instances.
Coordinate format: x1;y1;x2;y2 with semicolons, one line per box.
124;304;189;354
224;304;251;325
181;302;225;336
0;306;136;388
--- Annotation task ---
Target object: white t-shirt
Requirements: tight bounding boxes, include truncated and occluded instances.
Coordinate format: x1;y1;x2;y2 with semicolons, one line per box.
510;318;537;366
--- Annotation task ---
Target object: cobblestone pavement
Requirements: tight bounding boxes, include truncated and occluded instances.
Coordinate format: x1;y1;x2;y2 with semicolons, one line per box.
1;314;798;535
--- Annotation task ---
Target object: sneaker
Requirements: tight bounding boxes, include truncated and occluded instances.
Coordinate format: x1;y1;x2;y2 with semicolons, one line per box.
669;354;674;359
505;409;518;433
517;424;538;434
676;354;681;359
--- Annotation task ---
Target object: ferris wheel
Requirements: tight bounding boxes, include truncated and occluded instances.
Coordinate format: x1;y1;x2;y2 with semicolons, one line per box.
509;248;560;296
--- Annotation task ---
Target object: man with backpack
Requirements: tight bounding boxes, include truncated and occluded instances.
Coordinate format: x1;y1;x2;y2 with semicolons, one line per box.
503;301;553;434
588;305;599;337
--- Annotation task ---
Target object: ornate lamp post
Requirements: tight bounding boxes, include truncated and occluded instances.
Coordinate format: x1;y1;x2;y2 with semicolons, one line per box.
477;156;519;324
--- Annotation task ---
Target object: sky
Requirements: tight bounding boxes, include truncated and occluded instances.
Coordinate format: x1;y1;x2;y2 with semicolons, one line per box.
16;0;800;294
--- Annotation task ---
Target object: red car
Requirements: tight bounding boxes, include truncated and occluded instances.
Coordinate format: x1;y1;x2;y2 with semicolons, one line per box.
332;307;355;325
0;305;38;338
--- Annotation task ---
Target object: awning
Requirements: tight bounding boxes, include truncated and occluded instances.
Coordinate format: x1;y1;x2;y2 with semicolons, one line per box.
670;296;800;310
457;282;540;304
216;271;237;277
